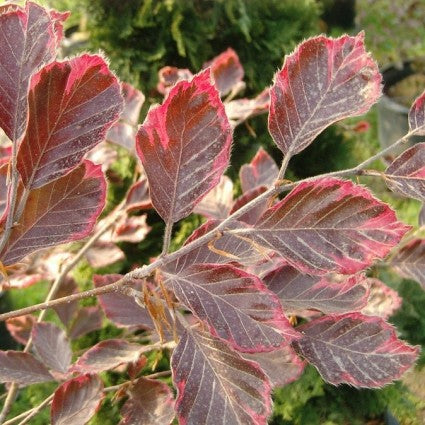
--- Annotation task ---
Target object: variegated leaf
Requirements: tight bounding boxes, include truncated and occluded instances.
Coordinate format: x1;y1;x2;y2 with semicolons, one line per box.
162;263;299;352
229;178;410;275
171;329;272;425
269;32;381;156
385;143;425;201
136;69;232;223
292;313;418;387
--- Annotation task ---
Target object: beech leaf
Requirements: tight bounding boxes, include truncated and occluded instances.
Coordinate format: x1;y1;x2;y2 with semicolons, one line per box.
162;263;299;352
408;89;425;135
32;322;72;373
391;239;425;289
263;263;369;314
17;54;123;189
0;161;106;266
6;314;35;345
208;48;244;96
0;350;53;385
0;2;66;141
269;32;381;156
125;176;152;212
136;69;232;223
69;306;103;340
292;313;418;387
51;374;104;425
157;66;193;95
385;143;425;202
94;274;154;328
119;377;175;425
171;329;272;425
239;147;279;193
229;177;410;275
72;339;144;373
242;346;305;388
229;186;269;225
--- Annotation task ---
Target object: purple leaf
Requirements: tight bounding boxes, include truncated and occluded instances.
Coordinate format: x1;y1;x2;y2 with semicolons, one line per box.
107;82;144;152
0;351;53;385
171;329;272;425
6;315;35;345
94;274;154;328
239;147;279;193
72;339;144;373
162;263;299;352
32;322;72;373
0;163;8;217
361;278;402;319
292;313;418;387
17;54;123;189
263;263;369;314
53;277;79;326
119;377;175;425
208;48;244;97
408;89;425;135
113;215;151;243
157;66;193;95
242;346;305;388
193;175;234;220
269;33;381;156
125;176;152;212
51;374;103;425
166;219;263;274
385;143;425;202
136;69;232;223
229;186;269;225
0;160;106;266
69;306;103;340
0;2;66;141
391;239;425;289
229;177;410;275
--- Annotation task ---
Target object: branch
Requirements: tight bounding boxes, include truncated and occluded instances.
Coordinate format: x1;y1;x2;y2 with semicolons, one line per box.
0;131;410;323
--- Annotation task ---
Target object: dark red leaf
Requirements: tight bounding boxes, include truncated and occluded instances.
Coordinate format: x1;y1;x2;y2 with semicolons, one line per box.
0;350;53;385
69;306;103;340
113;215;151;243
157;66;193;95
94;274;154;328
292;313;418;387
243;346;305;388
229;186;269;225
51;374;103;425
193;175;234;220
166;219;263;274
0;160;106;266
229;177;410;275
32;322;72;373
125;176;152;212
263;263;369;314
171;329;272;425
53;277;79;326
162;263;299;352
107;82;144;152
385;143;425;202
361;278;402;319
17;54;123;189
119;377;175;425
269;33;381;156
0;2;66;141
6;315;36;345
239;147;279;193
72;339;144;373
391;238;425;289
136;69;232;223
208;48;244;96
408;89;425;135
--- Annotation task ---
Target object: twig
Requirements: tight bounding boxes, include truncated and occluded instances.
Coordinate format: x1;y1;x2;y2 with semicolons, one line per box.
161;221;173;256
